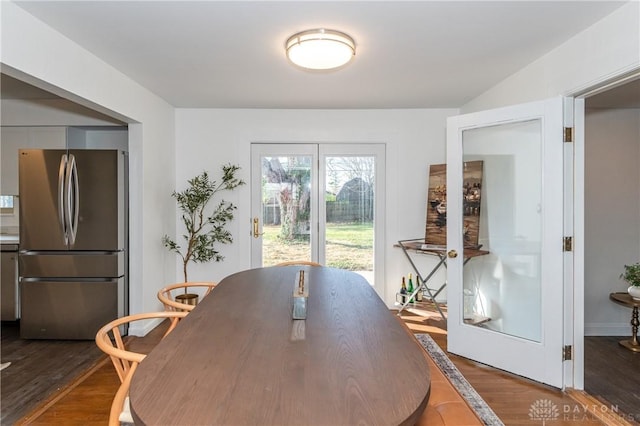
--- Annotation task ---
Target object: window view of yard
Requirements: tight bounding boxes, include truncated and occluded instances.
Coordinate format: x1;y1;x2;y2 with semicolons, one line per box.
262;222;374;270
260;154;375;275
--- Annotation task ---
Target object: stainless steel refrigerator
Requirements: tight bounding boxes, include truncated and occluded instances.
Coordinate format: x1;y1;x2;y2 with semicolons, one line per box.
19;149;128;339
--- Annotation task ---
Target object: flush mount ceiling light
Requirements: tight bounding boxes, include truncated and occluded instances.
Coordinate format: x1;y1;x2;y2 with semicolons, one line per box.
286;29;356;70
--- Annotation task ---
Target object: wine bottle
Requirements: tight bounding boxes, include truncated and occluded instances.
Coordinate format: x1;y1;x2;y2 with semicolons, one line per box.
407;273;414;303
400;276;407;303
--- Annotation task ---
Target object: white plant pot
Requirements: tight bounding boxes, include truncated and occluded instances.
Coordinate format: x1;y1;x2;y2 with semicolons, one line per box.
628;285;640;301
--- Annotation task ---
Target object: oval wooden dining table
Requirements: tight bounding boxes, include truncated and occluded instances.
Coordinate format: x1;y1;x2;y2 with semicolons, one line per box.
129;266;431;425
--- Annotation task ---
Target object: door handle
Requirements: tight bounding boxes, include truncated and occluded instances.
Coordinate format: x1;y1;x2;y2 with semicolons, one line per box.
252;217;264;238
66;154;79;245
447;250;458;258
70;155;79;245
58;154;68;244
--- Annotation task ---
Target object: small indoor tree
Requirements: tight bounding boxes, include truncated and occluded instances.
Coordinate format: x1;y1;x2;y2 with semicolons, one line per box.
163;164;245;282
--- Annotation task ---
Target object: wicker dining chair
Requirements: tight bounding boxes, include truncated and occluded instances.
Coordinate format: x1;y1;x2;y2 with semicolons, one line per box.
96;311;188;426
95;311;187;383
157;282;218;312
108;363;136;426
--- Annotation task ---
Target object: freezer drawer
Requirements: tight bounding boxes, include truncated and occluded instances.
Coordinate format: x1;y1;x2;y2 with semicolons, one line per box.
20;278;122;340
19;251;124;278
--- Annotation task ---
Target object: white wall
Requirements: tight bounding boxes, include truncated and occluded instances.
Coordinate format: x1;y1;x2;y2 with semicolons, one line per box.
174;108;457;305
584;107;640;335
1;1;177;334
462;2;640;112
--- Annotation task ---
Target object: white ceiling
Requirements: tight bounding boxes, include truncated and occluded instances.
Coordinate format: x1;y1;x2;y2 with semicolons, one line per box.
9;1;629;109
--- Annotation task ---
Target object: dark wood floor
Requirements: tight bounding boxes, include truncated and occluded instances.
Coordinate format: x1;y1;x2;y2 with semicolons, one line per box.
0;321;105;425
1;320;165;426
400;310;637;425
584;336;640;421
2;310;638;425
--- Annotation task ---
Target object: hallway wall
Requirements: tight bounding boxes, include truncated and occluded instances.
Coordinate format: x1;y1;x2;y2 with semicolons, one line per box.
584;107;640;335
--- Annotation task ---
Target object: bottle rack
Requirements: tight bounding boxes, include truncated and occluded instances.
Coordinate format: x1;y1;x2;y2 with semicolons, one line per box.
394;238;489;320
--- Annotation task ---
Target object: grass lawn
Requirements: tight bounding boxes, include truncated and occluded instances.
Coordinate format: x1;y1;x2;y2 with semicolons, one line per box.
263;222;373;270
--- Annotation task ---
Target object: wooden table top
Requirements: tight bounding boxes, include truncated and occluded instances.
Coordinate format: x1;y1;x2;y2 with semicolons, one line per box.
395;240;489;259
130;266;431;426
610;292;640;308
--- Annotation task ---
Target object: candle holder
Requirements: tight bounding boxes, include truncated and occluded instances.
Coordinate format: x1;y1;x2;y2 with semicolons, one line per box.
292;269;309;320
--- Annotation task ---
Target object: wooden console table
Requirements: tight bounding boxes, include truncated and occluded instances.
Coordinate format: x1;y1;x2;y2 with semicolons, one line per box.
609;292;640;352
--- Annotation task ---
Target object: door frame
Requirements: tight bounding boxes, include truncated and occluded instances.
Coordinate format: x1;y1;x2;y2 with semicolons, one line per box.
566;67;640;390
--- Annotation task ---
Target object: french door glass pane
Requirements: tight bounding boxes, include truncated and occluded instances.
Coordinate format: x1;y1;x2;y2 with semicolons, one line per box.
462;120;543;342
261;155;312;266
324;156;375;284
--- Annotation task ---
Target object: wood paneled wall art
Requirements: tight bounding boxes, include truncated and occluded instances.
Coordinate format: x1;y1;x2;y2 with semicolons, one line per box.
425;161;483;248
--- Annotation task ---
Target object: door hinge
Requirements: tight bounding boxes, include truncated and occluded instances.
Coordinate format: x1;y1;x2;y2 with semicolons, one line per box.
563;236;573;252
563;345;573;361
563;127;574;143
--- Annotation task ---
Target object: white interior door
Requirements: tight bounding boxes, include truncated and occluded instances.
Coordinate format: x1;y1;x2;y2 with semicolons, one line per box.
446;98;566;388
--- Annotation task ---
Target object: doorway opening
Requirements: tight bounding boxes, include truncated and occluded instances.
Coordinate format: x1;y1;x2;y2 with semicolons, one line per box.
581;75;640;415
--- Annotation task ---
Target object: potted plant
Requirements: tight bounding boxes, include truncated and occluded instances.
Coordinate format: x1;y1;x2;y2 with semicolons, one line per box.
163;164;245;304
620;262;640;300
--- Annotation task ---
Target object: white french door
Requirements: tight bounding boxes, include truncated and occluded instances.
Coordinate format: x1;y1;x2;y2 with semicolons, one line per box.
446;98;568;388
250;143;385;289
251;144;318;265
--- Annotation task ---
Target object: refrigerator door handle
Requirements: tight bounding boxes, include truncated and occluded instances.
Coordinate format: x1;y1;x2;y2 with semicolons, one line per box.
66;154;79;246
58;154;69;245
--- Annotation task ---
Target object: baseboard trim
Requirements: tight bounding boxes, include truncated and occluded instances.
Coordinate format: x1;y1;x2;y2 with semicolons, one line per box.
128;317;164;336
584;323;630;336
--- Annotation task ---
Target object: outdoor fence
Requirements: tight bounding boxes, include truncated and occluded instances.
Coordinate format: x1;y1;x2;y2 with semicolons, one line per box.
263;200;373;225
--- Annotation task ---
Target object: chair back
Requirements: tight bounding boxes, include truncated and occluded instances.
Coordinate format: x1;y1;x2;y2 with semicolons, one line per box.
157;282;217;312
108;362;137;426
95;311;187;383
